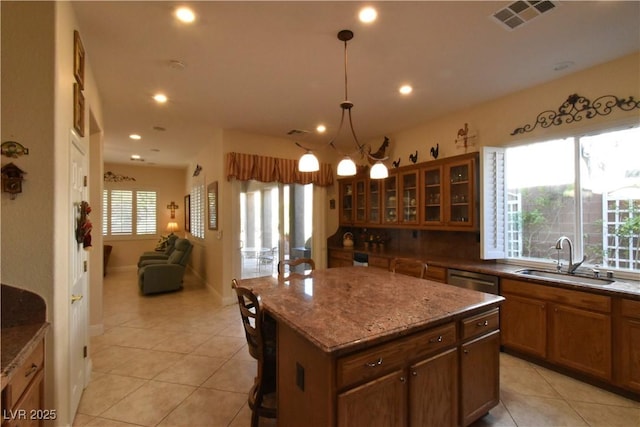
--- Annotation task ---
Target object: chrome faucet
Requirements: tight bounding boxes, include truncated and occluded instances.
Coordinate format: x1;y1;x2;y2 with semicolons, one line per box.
554;236;586;274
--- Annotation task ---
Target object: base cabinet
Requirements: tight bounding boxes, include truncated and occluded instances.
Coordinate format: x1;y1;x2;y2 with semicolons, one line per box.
617;299;640;393
2;340;45;427
460;331;500;427
500;293;547;358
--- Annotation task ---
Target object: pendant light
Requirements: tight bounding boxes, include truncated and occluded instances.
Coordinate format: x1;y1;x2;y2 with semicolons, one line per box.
297;29;388;179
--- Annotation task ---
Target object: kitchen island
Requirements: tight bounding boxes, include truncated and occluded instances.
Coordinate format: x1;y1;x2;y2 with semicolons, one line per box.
239;266;505;426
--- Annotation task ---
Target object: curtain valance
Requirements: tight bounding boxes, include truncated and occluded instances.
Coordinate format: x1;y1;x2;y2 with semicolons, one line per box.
226;152;334;187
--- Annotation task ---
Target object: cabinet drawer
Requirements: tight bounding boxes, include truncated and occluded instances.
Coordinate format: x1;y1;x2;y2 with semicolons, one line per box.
4;340;44;408
337;323;456;390
424;265;446;283
501;279;611;313
462;309;499;340
368;255;389;269
621;299;640;319
330;250;353;261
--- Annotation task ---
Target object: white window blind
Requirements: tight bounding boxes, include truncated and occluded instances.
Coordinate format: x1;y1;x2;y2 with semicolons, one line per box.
481;147;507;259
191;183;205;239
136;191;157;235
103;189;158;237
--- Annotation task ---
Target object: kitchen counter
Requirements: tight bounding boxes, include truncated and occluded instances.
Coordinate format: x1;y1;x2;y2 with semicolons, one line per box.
328;246;640;299
239;266;504;356
1;284;49;390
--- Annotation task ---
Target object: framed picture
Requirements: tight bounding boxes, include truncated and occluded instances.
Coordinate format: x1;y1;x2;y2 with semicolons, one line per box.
207;181;218;230
73;30;85;89
73;83;85;137
184;194;191;232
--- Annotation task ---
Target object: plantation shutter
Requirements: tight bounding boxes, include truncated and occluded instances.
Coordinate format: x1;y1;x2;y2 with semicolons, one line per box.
481;147;507;259
136;191;157;235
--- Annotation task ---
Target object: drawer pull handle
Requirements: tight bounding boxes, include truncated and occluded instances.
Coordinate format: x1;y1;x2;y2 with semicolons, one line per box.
364;357;383;368
429;335;443;343
25;363;38;378
476;320;489;327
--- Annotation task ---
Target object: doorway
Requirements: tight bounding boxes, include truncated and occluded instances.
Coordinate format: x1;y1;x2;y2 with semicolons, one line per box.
239;180;313;279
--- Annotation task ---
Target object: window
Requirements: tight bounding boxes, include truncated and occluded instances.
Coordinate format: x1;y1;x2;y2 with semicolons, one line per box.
190;183;205;239
484;126;640;274
103;189;157;236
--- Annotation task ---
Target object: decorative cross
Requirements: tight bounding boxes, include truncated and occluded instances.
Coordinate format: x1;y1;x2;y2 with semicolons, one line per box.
167;201;179;219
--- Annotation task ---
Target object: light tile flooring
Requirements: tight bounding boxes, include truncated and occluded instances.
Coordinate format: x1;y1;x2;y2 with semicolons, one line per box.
73;270;639;427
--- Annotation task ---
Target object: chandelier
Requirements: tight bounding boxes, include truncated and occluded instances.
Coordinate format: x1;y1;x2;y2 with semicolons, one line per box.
297;29;388;179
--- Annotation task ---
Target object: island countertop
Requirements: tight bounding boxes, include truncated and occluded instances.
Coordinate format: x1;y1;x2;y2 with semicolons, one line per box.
239;266;504;356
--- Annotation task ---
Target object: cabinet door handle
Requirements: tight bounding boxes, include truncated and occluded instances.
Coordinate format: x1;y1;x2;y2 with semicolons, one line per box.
476;320;489;327
25;363;38;378
429;335;443;343
400;376;406;383
463;349;469;355
412;371;418;377
364;357;383;368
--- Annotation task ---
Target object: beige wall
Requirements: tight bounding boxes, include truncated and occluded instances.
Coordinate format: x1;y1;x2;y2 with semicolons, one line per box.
103;163;187;270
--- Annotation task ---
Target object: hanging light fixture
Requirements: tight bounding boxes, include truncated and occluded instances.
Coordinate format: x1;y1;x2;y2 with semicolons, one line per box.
296;29;388;179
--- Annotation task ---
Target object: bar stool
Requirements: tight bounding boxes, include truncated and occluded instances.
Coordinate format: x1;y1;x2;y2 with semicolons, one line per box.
277;258;316;278
390;257;428;279
232;279;277;426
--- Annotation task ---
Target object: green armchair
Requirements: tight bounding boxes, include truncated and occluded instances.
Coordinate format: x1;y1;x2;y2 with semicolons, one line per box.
138;238;193;295
137;234;178;267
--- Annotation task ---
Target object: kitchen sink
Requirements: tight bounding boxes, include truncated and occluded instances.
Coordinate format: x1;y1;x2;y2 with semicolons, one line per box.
514;269;615;286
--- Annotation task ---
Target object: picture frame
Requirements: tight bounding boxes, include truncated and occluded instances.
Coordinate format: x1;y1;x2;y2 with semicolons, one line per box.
184;194;191;232
73;83;85;137
73;30;85;89
207;181;218;230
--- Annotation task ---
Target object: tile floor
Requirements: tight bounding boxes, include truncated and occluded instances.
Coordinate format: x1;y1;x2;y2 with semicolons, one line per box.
73;269;640;427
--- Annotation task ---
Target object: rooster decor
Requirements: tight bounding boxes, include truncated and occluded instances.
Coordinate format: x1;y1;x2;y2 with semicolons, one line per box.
367;136;390;164
430;143;439;159
392;158;401;168
409;151;418;164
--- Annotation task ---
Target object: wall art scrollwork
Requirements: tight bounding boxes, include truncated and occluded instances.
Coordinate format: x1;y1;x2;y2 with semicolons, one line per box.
511;93;640;136
104;171;136;182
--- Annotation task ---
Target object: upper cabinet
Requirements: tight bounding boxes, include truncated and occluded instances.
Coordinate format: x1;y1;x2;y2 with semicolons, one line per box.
339;152;478;231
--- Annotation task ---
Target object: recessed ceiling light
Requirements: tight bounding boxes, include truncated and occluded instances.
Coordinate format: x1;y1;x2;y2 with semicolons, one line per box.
175;7;195;23
399;85;413;95
316;124;327;133
359;7;377;23
153;94;168;103
131;154;141;160
129;134;142;140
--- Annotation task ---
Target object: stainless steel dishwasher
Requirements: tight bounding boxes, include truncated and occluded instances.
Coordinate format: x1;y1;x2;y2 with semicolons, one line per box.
447;268;499;294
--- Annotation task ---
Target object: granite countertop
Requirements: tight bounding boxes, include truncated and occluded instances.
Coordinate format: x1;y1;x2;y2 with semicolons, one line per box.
1;284;49;390
329;246;640;299
239;266;504;356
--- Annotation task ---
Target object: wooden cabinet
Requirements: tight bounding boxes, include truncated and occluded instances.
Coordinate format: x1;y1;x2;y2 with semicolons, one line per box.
617;299;640;392
368;255;389;270
424;265;446;283
328;249;353;268
460;331;500;427
501;279;612;381
382;174;398;225
340;180;354;224
338;153;478;231
2;340;45;427
399;170;419;225
500;292;547;358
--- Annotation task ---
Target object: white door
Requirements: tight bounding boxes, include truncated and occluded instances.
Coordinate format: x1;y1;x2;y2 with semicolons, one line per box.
69;131;88;417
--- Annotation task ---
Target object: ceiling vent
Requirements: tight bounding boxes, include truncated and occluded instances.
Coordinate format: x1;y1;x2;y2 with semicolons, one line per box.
287;129;309;136
492;1;558;30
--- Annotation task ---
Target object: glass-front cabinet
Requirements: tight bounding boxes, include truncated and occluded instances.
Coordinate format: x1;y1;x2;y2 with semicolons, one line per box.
354;179;367;224
399;170;419;225
382;174;398;224
340;180;354;223
421;166;443;226
445;158;475;228
367;179;382;225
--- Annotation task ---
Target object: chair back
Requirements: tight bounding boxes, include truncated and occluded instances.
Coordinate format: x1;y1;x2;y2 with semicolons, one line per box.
163;234;179;255
390;257;427;279
167;238;193;266
232;279;265;361
278;258;315;278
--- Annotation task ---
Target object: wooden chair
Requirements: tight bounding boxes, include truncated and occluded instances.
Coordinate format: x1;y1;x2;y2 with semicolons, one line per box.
390;257;428;279
232;279;277;426
277;258;316;278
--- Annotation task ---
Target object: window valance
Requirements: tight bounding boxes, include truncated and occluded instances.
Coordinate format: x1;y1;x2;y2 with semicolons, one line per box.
226;152;334;187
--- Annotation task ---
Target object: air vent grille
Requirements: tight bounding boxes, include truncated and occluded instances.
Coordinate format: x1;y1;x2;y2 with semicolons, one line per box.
287;129;309;136
492;1;558;30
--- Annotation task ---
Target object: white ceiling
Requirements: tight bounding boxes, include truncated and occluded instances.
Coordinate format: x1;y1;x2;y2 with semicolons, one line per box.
72;1;640;168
